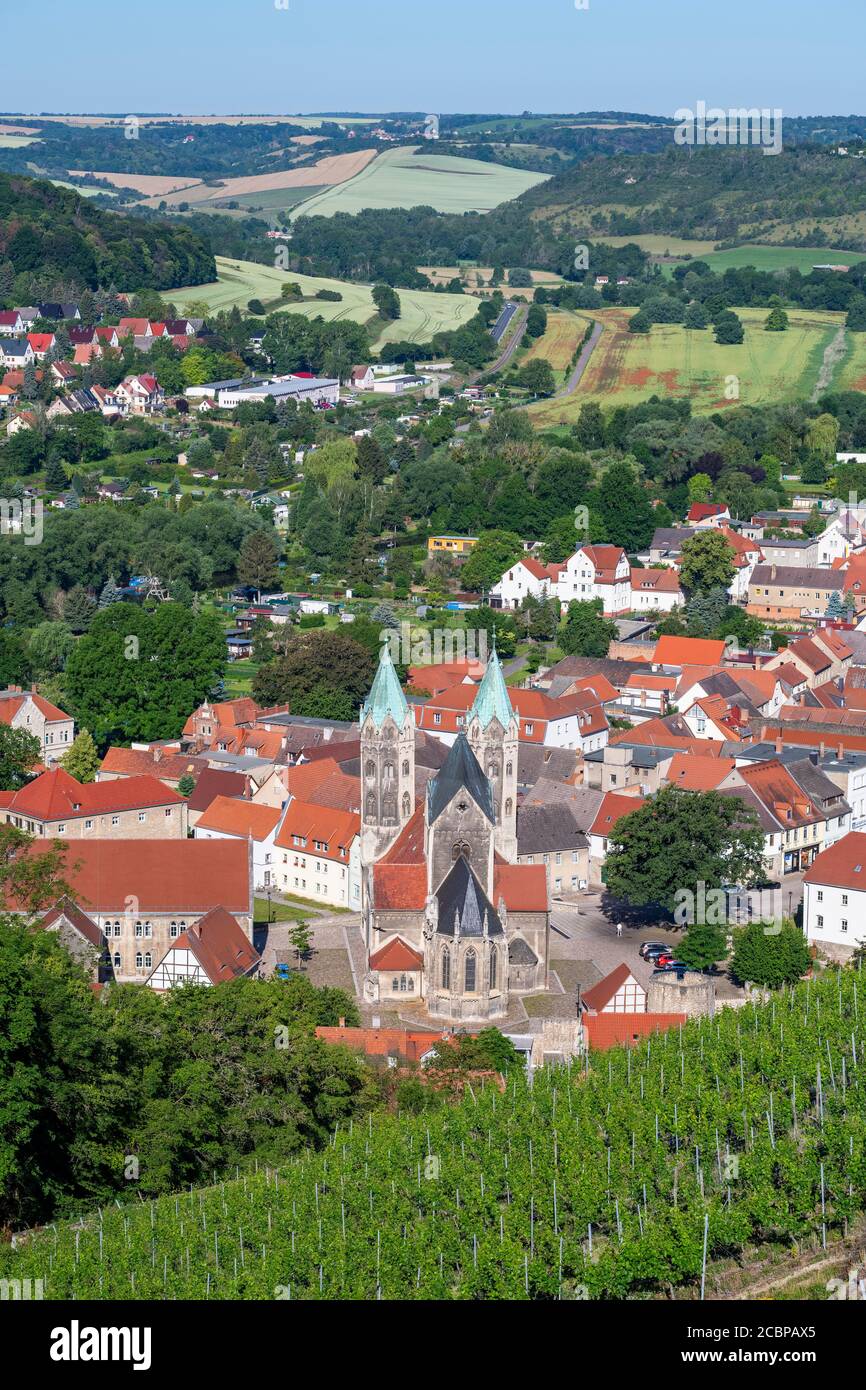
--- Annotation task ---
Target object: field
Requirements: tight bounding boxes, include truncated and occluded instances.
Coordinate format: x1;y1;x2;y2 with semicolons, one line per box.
289;146;549;219
521;310;587;379
679;245;866;277
68;170;203;195
593;234;719;257
139;150;378;209
836;330;866;392
6;113;381;128
529;306;845;423
419;265;563;288
171;256;477;350
47;178;117;198
0;134;38;147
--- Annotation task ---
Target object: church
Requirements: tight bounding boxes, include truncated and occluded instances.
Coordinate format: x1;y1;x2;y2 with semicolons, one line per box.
360;644;550;1022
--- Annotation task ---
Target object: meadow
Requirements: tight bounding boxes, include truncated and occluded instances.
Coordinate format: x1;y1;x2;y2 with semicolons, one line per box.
140;150;377;210
521;310;587;382
529;306;845;423
289;146;549;219
677;245;866;277
172;257;477;350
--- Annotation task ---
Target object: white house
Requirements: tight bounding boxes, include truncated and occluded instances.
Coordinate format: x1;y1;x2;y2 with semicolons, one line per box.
115;374;164;416
274;800;361;910
557;544;632;616
803;832;866;953
629;568;684;612
147;906;260;989
0;687;74;764
194;796;282;891
0;337;34;369
490;556;563;608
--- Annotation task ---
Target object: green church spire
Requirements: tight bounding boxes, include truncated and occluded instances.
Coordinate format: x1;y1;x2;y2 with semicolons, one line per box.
362;641;409;729
470;644;514;730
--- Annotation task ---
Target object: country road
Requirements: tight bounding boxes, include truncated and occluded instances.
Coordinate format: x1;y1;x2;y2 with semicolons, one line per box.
554;317;603;399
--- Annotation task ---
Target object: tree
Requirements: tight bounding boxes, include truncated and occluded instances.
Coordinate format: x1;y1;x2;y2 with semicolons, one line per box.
0;726;42;791
558;599;616;658
594;460;656;551
687;472;713;503
98;575;123;609
714;310;744;345
604;786;765;912
805;412;839;465
525;303;547;338
679;530;736;595
62;586;97;634
372;283;401;321
517;358;555;396
678;922;728;972
59;729;100;784
683;301;709;330
765;307;789;332
237;530;279;600
846;295;866;331
460;530;524;593
572;402;606;450
289;920;313;970
28;621;74;677
44;455;68;491
731;920;811;989
177;773;196;798
253;630;376;713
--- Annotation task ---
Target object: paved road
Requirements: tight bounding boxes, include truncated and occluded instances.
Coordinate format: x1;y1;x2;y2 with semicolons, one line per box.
554;317;603;399
491;300;519;344
483;303;529;377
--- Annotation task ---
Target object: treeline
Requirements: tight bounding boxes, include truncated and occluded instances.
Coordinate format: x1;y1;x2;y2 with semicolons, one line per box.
0;173;215;298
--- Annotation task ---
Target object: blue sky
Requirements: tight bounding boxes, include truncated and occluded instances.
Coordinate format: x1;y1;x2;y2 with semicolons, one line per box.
4;0;862;118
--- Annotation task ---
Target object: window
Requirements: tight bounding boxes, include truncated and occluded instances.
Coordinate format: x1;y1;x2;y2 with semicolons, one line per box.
384;762;395;781
144;953;152;969
138;812;146;823
135;922;143;938
842;894;848;906
505;798;513;818
164;808;172;818
392;977;400;992
817;890;823;902
111;816;120;827
85;819;93;831
816;915;824;928
170;922;179;939
113;952;121;969
452;842;470;861
366;761;376;778
441;949;451;990
402;760;410;777
433;713;441;725
135;952;143;970
525;723;534;736
842;919;848;933
489;951;497;990
464;950;476;993
506;763;513;778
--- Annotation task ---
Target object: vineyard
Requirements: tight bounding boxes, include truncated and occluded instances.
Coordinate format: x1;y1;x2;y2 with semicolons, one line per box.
2;968;865;1300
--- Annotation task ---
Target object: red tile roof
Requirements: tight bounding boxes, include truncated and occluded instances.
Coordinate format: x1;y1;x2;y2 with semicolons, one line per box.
583;1012;687;1050
167;907;260;984
654;636;727;668
0;689;70;724
369;936;425;971
492;862;548;912
803;832;866;890
630;568;682;593
687;502;727;522
99;745;204;782
666;753;736;791
589;791;644;838
275;800;360;862
7;768;181;821
581;962;637;1012
196;796;280;841
315;1025;447;1062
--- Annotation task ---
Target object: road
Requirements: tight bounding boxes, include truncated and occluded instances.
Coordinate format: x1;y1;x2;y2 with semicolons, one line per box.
554;317;604;399
491;300;519;344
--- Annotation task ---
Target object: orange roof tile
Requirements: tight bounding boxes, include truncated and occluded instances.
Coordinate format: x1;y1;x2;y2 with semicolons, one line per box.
584;1013;687;1050
369;937;425;971
196;796;281;841
8;768;180;821
654;636;727;667
803;832;866;890
666;754;736;791
275;799;359;862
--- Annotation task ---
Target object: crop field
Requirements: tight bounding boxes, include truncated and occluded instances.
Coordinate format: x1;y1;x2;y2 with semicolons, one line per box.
521;310;587;377
68;170;203;195
172;257;477;349
675;245;866;277
9;113;381;128
835;330;866;392
592;234;719;257
0;134;39;147
529;306;844;424
139;150;378;209
290;146;549;219
225;186;328;212
3;969;864;1301
47;179;118;198
418;265;563;288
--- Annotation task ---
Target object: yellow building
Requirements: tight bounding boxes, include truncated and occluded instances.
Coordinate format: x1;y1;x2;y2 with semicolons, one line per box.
427;535;478;558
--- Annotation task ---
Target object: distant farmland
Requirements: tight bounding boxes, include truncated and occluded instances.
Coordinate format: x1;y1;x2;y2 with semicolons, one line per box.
138;150;378;209
521;310;588;382
171;256;477;350
290;146;549;218
528;306;845;423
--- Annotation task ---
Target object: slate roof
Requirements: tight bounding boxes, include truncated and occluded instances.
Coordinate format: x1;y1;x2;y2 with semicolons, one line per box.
427;733;494;826
435;855;504;938
508;937;538;965
517;803;587;856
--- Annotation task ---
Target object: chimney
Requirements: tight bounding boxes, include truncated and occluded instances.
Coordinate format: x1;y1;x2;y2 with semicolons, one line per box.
838;742;844;760
819;741;826;757
775;735;783;754
770;564;777;581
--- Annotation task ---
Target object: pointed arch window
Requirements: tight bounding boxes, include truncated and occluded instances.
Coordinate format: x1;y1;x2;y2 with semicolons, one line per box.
505;798;513;818
487;763;499;780
489;950;497;990
365;760;376;779
384;761;395;781
506;762;513;778
464;949;477;993
451;841;471;861
402;792;412;819
402;760;410;777
366;792;376;818
441;949;451;990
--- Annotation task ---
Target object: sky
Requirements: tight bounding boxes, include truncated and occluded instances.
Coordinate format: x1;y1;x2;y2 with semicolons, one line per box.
3;0;863;118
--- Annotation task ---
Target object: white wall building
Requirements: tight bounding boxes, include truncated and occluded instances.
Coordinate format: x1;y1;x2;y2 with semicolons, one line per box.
803;832;866;952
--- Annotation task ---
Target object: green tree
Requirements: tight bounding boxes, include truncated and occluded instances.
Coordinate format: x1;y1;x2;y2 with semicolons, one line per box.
289;920;313;970
678;922;728;972
98;575;124;609
683;301;709;330
372;283;401;321
679;529;736;595
28;621;74;677
177;773;196;798
460;530;524;592
558;599;616;658
253;630;376;713
604;786;765;912
714;310;744;345
59;729;101;783
731;921;811;989
765;307;789;332
517;358;555;396
0;726;42;790
237;530;279;600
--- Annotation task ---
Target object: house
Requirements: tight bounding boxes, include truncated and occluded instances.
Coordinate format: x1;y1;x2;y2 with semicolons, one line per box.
0;687;74;764
146;907;260;989
366;938;426;1005
766;631;853;690
716;760;826;876
427;535;478;560
37;303;80;322
98;744;207;790
686;502;730;528
26;332;55;360
115;374;164;416
16;838;253;983
186;766;250;824
346;365;375;390
0;310;24;335
50;360;77;387
586;791;645;884
47;389;100;419
117;317;158;338
3;768;187;840
629;567;684;612
0;337;35;368
14;307;40;331
582;1011;687;1051
748;565;845;622
274;800;361;909
556;544;632;616
653;635;728;669
5;410;36;434
315;1023;447;1065
407;659;487;696
89;384;121;416
194;796;282;891
414;682;608;753
93;326;120;349
73;343;102;366
803;831;866;954
580;962;647;1014
515;803;589;895
490;556;564;608
38;898;114;985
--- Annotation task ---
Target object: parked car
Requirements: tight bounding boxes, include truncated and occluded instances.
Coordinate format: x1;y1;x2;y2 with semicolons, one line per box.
639;942;671;960
653;961;687;977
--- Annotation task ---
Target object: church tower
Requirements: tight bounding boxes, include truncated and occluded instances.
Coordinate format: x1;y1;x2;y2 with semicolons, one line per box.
467;645;519;862
360;642;416;865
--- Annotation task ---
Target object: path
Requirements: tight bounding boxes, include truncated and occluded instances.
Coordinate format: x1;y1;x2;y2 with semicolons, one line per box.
554;317;603;399
812;324;848;401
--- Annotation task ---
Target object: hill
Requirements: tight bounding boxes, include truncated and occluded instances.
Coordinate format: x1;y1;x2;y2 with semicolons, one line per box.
2;968;863;1300
0;172;215;295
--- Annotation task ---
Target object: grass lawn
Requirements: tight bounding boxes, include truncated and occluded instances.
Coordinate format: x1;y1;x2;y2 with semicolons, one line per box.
666;244;866;278
223;657;258;697
528;306;844;424
172;256;478;350
253;896;310;925
835;328;866;393
289;146;549;219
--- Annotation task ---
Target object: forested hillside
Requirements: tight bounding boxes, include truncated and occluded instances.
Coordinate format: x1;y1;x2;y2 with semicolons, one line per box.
0;173;215;296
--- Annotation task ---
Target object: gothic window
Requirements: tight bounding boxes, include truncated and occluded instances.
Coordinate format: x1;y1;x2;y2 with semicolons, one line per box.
464;950;477;993
506;762;513;778
366;792;376;818
456;799;468;813
135;952;143;970
383;797;397;822
487;763;499;780
113;952;121;970
402;760;410;777
505;798;513;818
441;949;451;990
489;950;497;990
451;841;471;861
384;761;395;781
402;792;411;819
365;760;376;779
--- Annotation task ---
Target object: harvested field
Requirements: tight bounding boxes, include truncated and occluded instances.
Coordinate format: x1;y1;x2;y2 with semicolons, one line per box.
11;113;380;127
0;123;40;136
69;170;202;195
141;149;377;208
522;310;587;375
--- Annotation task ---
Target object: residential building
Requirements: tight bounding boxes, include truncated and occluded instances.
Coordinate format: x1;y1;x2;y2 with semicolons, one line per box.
427;535;478;560
0;687;74;764
195;796;282;891
115;374;164;416
515;803;589;895
747;564;846;622
146;907;260;989
803;832;866;954
0;337;34;368
274;800;361;908
3;768;187;839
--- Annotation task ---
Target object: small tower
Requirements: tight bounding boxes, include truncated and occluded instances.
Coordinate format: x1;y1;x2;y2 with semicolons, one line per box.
360;642;415;865
467;643;519;862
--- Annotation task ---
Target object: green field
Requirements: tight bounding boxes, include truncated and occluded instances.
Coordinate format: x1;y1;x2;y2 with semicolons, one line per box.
225;185;328;213
593;234;719;257
678;245;866;276
290;146;549;219
529;306;845;423
172;256;478;350
836;329;866;393
0;134;38;147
